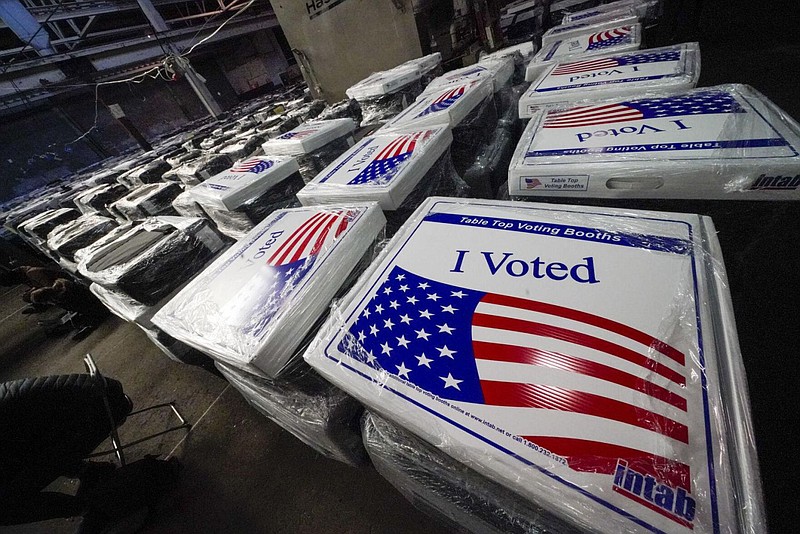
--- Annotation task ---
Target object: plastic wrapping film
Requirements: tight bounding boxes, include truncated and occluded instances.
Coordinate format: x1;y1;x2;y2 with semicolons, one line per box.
346;64;425;127
526;23;642;82
481;42;539;85
128;158;171;185
138;324;214;366
187;156;305;240
216;132;267;160
316;99;363;124
520;43;701;118
166;149;201;168
19;208;81;243
172;190;210;219
262;119;357;183
563;0;662;27
174;153;234;186
46;214;118;262
549;0;601;25
217;361;367;466
77;216;227;306
304;196;766;534
262;116;302;139
296;125;469;234
508;84;800;198
108;183;181;222
74;184;129;217
362;412;578;534
380;78;499;178
540;14;640;50
152;204;386;379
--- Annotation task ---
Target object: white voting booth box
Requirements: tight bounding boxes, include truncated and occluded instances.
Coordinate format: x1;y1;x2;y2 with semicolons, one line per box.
526;23;642;82
152;204;386;379
520;43;701;118
541;15;640;50
261;119;357;183
187;156;305;240
296;126;466;234
346;65;425;127
305;197;765;534
563;0;662;26
508;84;800;199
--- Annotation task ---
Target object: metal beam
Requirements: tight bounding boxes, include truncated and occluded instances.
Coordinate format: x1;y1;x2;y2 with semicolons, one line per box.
0;0;56;56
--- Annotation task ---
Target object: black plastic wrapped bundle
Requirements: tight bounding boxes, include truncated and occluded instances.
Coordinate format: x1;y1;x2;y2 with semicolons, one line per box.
171;190;209;219
78;217;227;306
174;154;233;186
109;183;182;222
74;184;129;217
46;214;118;262
450;96;500;177
21;208;81;242
362;412;580;534
462;128;517;199
166;149;202;168
129;158;171;185
263;116;301;138
316;99;363;124
217;361;368;467
216;133;266;160
549;0;600;25
139;325;215;367
200;173;305;240
355;79;424;127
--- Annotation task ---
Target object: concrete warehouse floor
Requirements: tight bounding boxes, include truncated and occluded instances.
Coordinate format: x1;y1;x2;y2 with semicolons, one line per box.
0;285;450;534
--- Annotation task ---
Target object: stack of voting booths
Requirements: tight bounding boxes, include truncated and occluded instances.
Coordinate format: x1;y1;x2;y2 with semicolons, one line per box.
153;205;387;465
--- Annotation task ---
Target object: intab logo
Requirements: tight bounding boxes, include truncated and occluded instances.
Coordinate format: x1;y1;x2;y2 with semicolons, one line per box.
748;173;800;190
613;460;696;528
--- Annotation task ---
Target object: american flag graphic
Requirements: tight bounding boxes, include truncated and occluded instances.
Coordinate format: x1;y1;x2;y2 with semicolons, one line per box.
551;49;680;76
543;91;746;129
340;266;692;494
416;85;467;118
347;132;427;185
276;129;319;140
525;178;543;189
231;158;274;174
586;25;633;51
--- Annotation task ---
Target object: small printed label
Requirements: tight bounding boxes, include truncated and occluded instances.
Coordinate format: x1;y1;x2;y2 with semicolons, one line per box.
520;175;589;192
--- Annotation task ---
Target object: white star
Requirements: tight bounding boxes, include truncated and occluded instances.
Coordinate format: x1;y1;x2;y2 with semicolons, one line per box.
437;345;456;359
418;282;430;290
450;290;466;298
396;335;410;348
380;342;393;355
399;314;412;325
383;318;395;330
437;323;454;335
407;295;419;305
383;287;392;295
374;304;384;314
415;353;433;368
427;293;440;301
389;300;400;310
395;362;411;379
285;268;294;276
398;284;409;292
369;324;379;336
415;328;430;341
441;304;457;314
396;273;406;281
440;373;462;390
366;351;377;364
363;308;371;319
357;331;366;342
419;309;434;319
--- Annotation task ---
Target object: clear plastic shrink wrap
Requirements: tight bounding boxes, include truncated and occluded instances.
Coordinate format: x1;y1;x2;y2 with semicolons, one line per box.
382;78;498;178
46;214;118;262
316;99;363;125
171;190;209;219
20;208;81;244
345;64;424;127
173;153;233;186
108;183;182;222
127;158;171;185
74;184;129;217
398;52;443;86
481;43;538;84
508;84;800;198
424;56;514;115
77;216;227;306
304;196;766;534
563;0;662;27
296;126;468;235
540;14;640;50
139;324;212;366
186;156;305;240
526;23;642;82
217;361;368;466
520;43;701;118
549;0;601;25
152;204;386;379
362;412;578;534
262;119;357;183
216;132;267;161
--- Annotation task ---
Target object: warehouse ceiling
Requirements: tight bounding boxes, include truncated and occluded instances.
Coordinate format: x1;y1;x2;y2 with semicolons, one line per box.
0;0;278;113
